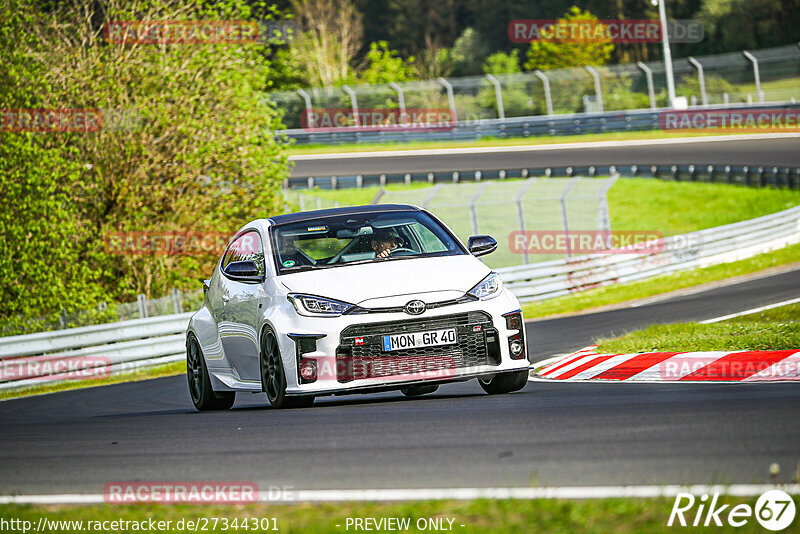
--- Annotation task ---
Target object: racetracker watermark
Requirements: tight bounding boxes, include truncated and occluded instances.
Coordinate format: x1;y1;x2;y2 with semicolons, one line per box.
326;355;458;382
509;230;664;255
661;109;800;133
103;482;291;504
103;231;241;256
104;20;297;45
668;490;796;530
1;356;112;382
659;354;800;381
300;108;455;132
509;19;703;43
1;108;141;133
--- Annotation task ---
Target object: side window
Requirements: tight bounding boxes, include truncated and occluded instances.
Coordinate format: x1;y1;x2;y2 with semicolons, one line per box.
222;231;265;276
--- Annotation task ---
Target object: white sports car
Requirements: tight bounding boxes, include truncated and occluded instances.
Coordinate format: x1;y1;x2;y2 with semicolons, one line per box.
186;204;529;410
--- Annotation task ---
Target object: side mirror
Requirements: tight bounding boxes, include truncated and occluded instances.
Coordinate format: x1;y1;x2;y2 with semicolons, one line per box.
201;278;210;293
467;235;497;257
224;260;264;283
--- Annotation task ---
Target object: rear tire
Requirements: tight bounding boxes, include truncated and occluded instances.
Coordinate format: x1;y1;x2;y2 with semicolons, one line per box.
260;328;315;409
478;369;529;395
400;384;439;397
187;334;236;411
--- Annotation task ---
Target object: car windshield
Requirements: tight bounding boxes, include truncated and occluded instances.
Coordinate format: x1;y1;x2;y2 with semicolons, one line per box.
271;210;464;273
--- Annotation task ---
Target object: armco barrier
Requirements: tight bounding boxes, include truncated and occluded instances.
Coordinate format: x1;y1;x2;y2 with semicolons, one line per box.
1;205;798;391
498;205;800;302
287;163;800;190
0;313;191;391
282;102;800;146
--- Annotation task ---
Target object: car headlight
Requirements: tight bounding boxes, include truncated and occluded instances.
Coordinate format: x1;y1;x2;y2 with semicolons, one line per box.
467;272;502;300
288;294;354;317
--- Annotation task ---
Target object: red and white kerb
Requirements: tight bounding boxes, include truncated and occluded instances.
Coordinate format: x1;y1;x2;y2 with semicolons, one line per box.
536;346;800;382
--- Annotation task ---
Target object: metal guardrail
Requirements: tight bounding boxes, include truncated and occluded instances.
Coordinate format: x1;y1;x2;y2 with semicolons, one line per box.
271;44;800;134
1;188;799;391
282;102;800;145
288;163;800;190
0;313;191;391
498;205;800;302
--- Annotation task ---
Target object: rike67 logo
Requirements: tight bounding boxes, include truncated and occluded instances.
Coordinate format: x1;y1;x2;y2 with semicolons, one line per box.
668;490;796;530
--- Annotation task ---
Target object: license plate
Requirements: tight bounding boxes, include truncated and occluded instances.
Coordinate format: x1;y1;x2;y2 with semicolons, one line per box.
382;328;457;352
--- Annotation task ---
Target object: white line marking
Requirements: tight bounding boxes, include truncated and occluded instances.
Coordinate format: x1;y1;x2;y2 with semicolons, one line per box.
3;485;798;504
699;296;800;324
289;133;800;161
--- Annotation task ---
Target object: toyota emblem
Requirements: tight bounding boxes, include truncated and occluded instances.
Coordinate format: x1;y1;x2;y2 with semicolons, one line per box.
404;300;426;315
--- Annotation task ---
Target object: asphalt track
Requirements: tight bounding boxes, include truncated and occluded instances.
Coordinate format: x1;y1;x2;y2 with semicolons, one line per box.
290;135;800;177
1;268;798;495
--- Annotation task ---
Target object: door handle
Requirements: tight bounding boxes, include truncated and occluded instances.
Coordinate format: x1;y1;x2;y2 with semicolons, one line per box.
222;294;230;304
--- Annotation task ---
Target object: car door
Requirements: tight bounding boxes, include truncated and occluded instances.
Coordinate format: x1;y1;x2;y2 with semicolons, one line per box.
217;230;266;382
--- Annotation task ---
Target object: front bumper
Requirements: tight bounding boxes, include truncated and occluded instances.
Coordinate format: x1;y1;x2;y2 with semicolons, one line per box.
275;288;529;395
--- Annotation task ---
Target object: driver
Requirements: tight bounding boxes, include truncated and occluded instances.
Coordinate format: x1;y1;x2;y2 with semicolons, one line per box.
370;229;402;258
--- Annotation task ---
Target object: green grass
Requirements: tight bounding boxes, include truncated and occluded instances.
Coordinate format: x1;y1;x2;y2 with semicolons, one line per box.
0;496;779;533
287;129;760;155
735;77;800;101
8;180;799;399
596;302;800;353
293;179;800;238
0;360;183;401
522;241;800;319
293;179;800;320
608;180;800;236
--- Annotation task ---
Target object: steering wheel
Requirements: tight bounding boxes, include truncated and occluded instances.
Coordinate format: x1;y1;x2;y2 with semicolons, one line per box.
387;247;416;256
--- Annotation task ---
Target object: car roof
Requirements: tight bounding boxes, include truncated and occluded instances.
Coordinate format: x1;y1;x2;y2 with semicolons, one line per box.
267;204;422;226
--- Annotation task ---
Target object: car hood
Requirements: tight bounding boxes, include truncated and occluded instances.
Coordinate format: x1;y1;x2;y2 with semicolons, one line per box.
278;254;491;305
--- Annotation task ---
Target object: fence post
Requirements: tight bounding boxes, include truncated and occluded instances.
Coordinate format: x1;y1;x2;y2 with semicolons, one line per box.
742;51;764;103
533;70;554;116
516;178;538;264
388;81;407;124
597;174;619;234
421;184;444;208
171;289;183;314
560;177;579;257
296;89;313;128
687;57;707;106
437;77;457;122
584;66;604;112
137;294;148;319
636;61;656;110
342;85;359;126
485;74;505;119
468;182;490;235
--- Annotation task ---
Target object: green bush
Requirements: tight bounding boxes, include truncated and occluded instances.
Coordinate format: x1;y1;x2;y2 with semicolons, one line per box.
0;0;292;330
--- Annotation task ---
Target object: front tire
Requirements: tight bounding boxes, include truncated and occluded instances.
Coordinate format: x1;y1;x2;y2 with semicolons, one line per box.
187;334;236;411
260;328;315;409
479;369;529;394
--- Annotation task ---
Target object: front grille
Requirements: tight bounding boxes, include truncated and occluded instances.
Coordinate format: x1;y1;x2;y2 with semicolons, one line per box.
341;311;492;337
346;295;476;315
336;311;499;382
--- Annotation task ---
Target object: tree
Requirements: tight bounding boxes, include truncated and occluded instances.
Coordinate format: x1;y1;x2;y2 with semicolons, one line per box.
483;50;522;75
447;27;491;76
524;6;614;71
290;0;364;86
0;0;291;328
357;41;416;84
